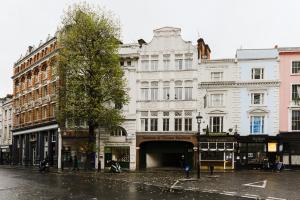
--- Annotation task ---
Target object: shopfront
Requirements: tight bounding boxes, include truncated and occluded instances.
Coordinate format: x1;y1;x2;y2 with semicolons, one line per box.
278;132;300;168
104;146;130;169
236;135;279;169
199;135;236;170
0;145;11;164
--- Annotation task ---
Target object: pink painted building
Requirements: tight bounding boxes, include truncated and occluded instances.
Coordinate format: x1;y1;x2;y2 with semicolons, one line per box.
278;47;300;167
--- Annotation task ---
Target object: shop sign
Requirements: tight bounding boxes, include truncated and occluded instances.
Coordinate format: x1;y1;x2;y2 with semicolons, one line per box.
268;143;277;152
251;137;266;142
208;132;229;137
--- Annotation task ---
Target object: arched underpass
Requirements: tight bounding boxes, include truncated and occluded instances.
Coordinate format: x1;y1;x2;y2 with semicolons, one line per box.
139;141;194;169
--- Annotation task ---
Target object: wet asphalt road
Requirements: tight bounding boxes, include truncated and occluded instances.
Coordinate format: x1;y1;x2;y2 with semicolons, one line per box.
0;168;247;200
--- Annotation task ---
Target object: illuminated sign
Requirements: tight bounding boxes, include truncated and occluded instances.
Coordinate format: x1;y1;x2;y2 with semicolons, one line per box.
268;143;277;152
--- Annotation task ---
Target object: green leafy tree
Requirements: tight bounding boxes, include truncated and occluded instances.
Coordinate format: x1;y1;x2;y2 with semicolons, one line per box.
56;3;128;168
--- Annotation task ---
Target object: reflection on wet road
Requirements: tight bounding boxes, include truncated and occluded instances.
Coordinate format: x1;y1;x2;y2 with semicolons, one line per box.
0;168;249;200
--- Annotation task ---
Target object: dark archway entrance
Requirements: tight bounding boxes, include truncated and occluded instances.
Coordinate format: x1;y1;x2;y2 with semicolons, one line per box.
139;141;194;169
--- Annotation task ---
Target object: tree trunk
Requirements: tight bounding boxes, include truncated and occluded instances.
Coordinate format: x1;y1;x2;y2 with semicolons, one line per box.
86;123;95;170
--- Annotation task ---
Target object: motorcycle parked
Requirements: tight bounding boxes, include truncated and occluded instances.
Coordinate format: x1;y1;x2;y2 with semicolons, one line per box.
110;160;121;173
39;159;50;173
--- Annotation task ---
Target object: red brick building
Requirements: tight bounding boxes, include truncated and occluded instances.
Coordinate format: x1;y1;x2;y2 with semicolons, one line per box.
12;36;59;166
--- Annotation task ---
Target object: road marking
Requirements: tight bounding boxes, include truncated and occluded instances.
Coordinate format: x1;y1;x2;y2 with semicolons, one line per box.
170;180;183;191
266;197;286;200
220;191;237;196
241;194;260;199
243;180;267;188
203;189;218;193
184;187;198;191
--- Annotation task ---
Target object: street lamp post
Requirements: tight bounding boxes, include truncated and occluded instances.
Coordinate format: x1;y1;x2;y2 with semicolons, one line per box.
196;112;202;179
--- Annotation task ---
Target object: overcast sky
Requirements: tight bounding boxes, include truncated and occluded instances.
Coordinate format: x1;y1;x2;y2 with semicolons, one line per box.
1;0;300;97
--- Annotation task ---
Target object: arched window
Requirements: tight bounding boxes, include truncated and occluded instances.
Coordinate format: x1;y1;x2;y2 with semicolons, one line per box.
110;126;127;137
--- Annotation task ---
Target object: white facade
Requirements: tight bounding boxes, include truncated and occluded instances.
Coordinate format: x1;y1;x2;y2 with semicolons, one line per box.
0;96;13;147
97;43;139;170
136;27;200;135
237;49;280;136
198;59;240;135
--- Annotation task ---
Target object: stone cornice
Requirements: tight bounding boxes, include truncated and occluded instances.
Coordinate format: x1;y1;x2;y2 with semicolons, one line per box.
199;80;280;88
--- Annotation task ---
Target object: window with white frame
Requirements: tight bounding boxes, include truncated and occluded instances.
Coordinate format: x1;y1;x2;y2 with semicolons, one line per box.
292;110;300;131
292;61;300;74
163;112;169;131
250;116;264;134
150;111;158;131
211;72;223;81
163;60;170;71
209;116;223;133
150;82;158;101
210;94;223;107
141;82;149;101
292;84;300;101
174;111;182;131
251;93;264;105
184;87;192;100
141;111;148;131
175;59;183;70
111;127;127;137
163;54;170;70
175;81;183;100
251;68;264;79
185;59;192;70
184;110;193;131
141;60;149;71
151;60;158;71
163;81;170;100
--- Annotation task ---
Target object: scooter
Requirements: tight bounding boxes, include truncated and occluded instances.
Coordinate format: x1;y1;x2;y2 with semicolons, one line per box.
110;161;121;173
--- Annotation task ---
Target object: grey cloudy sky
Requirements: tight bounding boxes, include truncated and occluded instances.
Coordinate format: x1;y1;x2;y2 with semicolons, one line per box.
1;0;300;97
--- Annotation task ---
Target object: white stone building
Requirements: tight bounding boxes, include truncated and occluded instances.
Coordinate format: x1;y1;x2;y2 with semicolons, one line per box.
0;95;13;164
97;43;139;170
198;59;240;169
236;48;280;168
132;27;210;169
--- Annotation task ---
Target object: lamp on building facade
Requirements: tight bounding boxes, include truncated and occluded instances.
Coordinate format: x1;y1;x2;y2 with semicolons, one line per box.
196;112;203;179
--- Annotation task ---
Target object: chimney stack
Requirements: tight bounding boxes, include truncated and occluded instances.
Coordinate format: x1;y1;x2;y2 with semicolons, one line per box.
28;46;33;53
